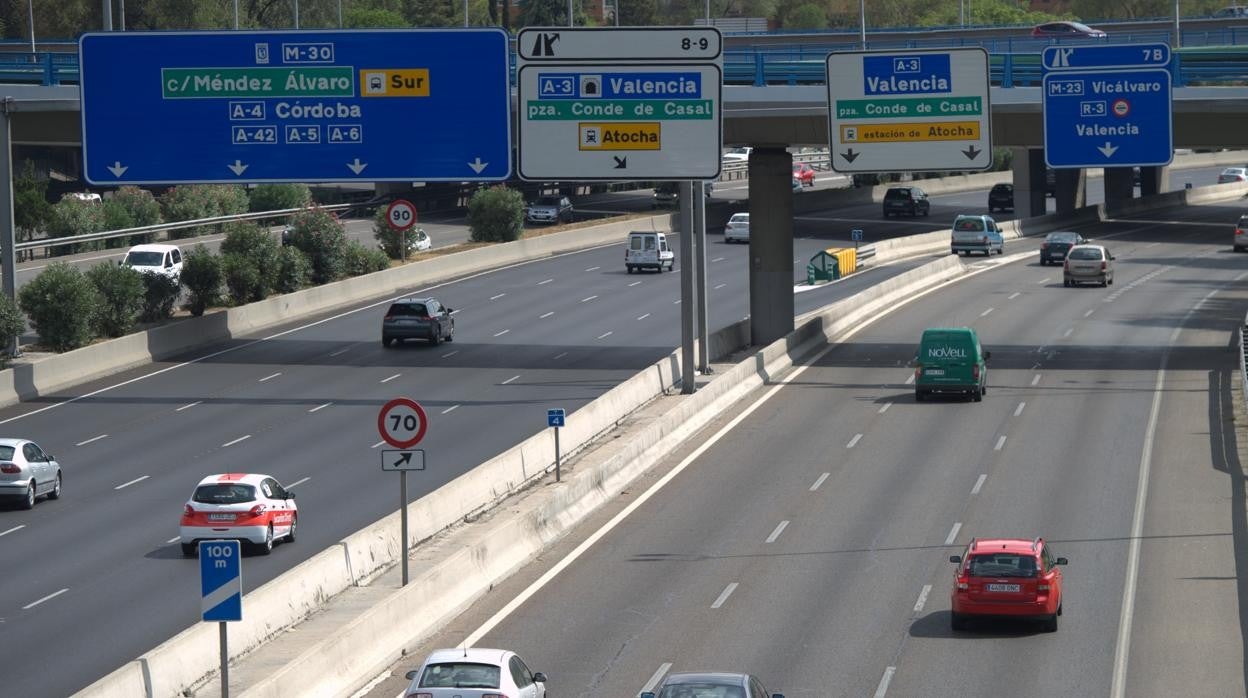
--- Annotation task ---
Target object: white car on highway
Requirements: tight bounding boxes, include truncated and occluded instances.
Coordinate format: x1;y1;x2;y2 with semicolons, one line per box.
404;648;547;698
122;243;183;281
179;473;297;556
0;439;62;509
724;212;750;243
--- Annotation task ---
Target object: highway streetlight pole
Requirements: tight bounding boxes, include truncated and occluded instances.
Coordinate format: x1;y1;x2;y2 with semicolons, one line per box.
960;0;965;27
859;0;866;49
27;0;35;53
233;0;239;29
1173;0;1182;48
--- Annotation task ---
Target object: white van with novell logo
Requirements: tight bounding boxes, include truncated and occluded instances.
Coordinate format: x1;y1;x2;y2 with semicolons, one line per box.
179;473;297;556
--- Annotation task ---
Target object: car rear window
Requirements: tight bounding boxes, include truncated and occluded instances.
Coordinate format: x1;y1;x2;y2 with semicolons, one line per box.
388;303;427;316
0;446;14;461
1068;247;1103;260
1047;232;1079;243
419;662;501;689
954;218;985;232
967;553;1038;578
125;251;165;266
1238;216;1248;228
659;684;745;698
193;484;256;504
885;189;911;200
729;213;749;223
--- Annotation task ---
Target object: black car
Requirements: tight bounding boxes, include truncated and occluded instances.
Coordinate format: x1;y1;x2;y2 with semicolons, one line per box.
883;186;930;217
988;183;1014;213
1039;231;1087;266
382;297;455;346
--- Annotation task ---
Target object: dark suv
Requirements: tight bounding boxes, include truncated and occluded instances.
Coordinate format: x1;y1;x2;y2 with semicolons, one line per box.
988;183;1014;213
382;297;455;347
883;187;930;218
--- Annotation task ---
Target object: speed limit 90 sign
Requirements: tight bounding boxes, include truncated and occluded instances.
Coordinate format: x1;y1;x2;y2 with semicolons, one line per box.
378;397;428;449
385;199;417;232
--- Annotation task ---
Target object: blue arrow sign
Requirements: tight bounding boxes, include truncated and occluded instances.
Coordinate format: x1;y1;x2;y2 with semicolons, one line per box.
1042;43;1170;72
80;30;512;184
200;540;242;622
1043;68;1172;169
547;408;566;428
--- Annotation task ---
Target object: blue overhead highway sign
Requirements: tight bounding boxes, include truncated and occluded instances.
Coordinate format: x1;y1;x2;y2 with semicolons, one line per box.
199;540;242;622
79;30;512;184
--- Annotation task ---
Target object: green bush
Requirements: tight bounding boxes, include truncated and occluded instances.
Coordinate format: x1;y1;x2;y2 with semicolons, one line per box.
208;184;250;216
221;253;261;306
248;184;312;214
275;246;311;294
220;222;280;301
85;262;145;338
343;240;391;277
159;185;218;239
138;271;181;323
180;246;222;316
14;162;50;259
467;186;525;243
104;186;163;246
19;263;101;351
0;292;25;364
286;207;348;284
371;207;427;260
46;197;107;256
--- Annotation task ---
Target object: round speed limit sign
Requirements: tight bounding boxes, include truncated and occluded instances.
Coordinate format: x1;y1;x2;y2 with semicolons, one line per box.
385;199;417;232
378;397;428;449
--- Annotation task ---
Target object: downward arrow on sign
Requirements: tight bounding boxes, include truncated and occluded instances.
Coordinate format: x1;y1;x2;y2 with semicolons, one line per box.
347;158;368;175
840;148;860;163
107;161;128;177
1098;142;1119;158
227;160;248;176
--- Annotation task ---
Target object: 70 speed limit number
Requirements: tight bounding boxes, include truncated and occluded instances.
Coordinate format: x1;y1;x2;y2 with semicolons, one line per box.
378;397;428;449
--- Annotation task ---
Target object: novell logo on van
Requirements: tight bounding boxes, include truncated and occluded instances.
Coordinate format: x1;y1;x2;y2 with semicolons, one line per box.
927;346;968;359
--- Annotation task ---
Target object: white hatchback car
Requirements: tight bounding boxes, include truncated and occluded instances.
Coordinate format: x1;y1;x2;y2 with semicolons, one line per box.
122;243;183;281
0;439;62;509
724;212;750;243
403;648;547;698
179;473;297;556
1217;167;1248;184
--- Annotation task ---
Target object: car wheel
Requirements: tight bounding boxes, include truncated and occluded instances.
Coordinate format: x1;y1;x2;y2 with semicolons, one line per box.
181;542;197;557
1043;614;1059;632
972;387;983;402
258;525;274;555
951;612;967;631
429;327;441;346
915;390;925;402
1108;277;1114;286
382;337;393;348
1064;279;1071;287
626;266;633;274
445;324;455;342
48;473;61;500
287;515;297;543
1039;258;1047;266
1102;278;1109;288
20;479;36;509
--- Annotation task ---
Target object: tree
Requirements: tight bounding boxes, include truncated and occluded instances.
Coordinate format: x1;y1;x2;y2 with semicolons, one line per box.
619;0;659;25
408;0;458;26
467;186;525;242
13;162;50;257
518;0;588;27
785;3;826;28
344;7;409;27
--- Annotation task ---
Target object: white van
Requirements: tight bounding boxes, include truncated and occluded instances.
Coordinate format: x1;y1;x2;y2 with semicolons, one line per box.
625;231;674;274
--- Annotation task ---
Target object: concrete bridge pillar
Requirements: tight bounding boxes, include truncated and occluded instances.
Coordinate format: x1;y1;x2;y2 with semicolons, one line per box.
1139;166;1170;197
1011;147;1047;218
1103;167;1135;210
748;147;794;347
1054;168;1087;214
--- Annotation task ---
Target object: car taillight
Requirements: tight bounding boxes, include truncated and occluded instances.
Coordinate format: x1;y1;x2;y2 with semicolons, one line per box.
1041;242;1048;250
1101;261;1107;271
384;315;393;321
1064;259;1070;270
1038;583;1051;591
184;504;194;516
408;693;432;698
972;364;980;380
247;504;267;518
914;362;922;379
0;462;19;474
1237;229;1245;237
957;578;969;590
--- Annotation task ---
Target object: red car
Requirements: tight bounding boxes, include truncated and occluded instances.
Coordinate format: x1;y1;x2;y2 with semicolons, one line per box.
792;163;816;187
949;537;1067;632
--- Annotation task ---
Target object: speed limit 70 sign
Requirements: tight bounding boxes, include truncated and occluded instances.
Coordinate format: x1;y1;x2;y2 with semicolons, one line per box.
378;397;428;449
385;199;417;232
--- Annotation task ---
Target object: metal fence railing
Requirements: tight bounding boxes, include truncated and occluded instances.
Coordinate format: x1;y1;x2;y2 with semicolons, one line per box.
1240;312;1248;411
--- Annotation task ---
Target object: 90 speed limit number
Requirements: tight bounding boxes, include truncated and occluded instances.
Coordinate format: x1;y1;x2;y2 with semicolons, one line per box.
385;199;417;232
378;397;428;449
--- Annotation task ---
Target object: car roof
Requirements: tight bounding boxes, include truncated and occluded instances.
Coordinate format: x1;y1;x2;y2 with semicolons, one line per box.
1070;243;1106;250
0;438;28;447
422;647;509;666
1046;230;1080;238
393;297;435;305
969;538;1044;554
195;473;270;487
127;243;180;254
663;672;749;685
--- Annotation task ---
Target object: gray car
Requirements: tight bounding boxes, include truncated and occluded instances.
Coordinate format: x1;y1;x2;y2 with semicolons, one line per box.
0;439;62;509
526;195;573;224
382;297;455;347
1063;244;1115;287
951;214;1005;256
641;672;785;698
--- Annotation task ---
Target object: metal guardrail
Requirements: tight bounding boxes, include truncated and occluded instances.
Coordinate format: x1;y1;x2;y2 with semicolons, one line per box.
15;203;354;254
1240;313;1248;411
857;243;876;263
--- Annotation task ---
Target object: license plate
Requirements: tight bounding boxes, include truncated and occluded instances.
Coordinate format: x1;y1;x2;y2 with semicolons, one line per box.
208;513;236;521
986;583;1020;592
925;369;945;376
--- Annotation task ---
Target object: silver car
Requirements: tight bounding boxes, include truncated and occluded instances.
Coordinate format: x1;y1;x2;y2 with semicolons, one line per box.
0;439;62;509
642;672;785;698
1063;244;1115;287
724;212;750;243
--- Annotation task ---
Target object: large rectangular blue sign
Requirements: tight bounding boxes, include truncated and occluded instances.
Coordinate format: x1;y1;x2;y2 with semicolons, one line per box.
1043;68;1173;168
199;540;242;622
1042;43;1170;72
80;30;513;184
862;54;952;95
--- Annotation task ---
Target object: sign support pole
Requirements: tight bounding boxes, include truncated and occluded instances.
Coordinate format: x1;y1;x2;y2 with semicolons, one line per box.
554;426;561;482
219;622;229;698
694;183;710;374
679;181;696;394
400;469;408;586
0;99;18;358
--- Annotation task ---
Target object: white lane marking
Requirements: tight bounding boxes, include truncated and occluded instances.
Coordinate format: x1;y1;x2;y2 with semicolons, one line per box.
711;257;725;262
329;346;352;357
539;312;554;319
1038;277;1051;285
673;299;681;304
637;313;651;321
971;473;987;495
1031;374;1042;386
23;588;68;610
641;663;673;694
442;405;460;414
913;584;933;613
537;278;553;285
944;522;962;546
1085;308;1096;317
585;266;600;272
449;309;461;315
76;434;108;446
874;667;897;698
1014;402;1026;417
628;281;642;287
287;477;310;488
580;295;598;303
0;524;25;538
501;375;520;385
994;435;1007;451
1007;292;1021;300
258;372;282;382
553;352;569;360
980;307;994;317
597;331;613;340
371;441;386;449
380;374;401;383
711;582;739;609
115;475;150;490
490;293;506;301
1063;328;1074;338
878;402;891;414
176;401;202;412
308;402;332;413
713;283;727;290
846;433;863;449
222;435;251;448
494;329;510;337
167;536;180;544
442;351;459;358
904;374;915;385
810;473;830;491
765;520;790;544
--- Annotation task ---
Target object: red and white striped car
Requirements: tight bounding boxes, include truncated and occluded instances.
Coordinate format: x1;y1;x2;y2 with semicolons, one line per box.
179;473;297;556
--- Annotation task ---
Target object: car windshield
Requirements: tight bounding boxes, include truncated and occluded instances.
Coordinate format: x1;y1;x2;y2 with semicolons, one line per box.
389;303;428;317
967;553;1038;578
193;484;256;504
1069;247;1103;260
418;662;501;689
659;683;745;698
1071;22;1095;32
954;218;985;232
125;251;164;266
534;197;561;207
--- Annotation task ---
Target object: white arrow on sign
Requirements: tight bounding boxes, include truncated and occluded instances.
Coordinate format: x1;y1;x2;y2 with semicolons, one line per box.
347;158;368;175
467;157;488;174
107;161;128;177
228;160;249;176
1098;142;1119;158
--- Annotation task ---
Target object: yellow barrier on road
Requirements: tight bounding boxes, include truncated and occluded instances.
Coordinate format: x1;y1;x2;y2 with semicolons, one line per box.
807;246;858;284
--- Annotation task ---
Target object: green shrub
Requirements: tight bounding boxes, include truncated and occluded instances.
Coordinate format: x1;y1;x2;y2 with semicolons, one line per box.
286;207;348;284
0;292;25;364
14;162;50;258
104;186;163;246
138;271;181;323
18;263;101;351
159;185;218;239
86;262;145;337
180;246;222;316
275;246;311;294
46;197;107;256
221;253;260;306
371;207;427;259
343;240;391;277
467;186;525;243
248;184;312;214
208;184;250;216
220;222;279;300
